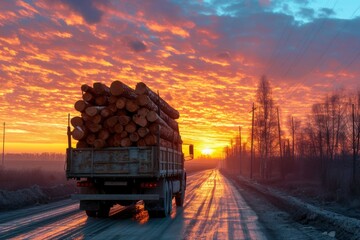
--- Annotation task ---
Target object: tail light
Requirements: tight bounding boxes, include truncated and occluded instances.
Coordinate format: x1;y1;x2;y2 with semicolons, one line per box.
77;181;94;187
140;182;158;188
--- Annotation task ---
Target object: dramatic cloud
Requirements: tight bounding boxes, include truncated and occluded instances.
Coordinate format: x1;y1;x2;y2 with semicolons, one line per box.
123;37;148;53
60;0;107;24
0;0;359;156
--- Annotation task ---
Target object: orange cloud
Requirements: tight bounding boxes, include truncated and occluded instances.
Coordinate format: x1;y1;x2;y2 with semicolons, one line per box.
0;0;359;158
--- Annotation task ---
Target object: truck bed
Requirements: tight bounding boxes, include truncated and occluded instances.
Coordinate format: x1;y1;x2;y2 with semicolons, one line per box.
66;146;184;178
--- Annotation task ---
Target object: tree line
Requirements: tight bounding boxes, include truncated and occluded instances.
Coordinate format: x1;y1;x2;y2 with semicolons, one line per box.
224;75;360;194
2;152;65;162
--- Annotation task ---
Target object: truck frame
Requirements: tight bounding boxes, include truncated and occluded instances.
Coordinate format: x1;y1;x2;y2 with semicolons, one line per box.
66;140;192;218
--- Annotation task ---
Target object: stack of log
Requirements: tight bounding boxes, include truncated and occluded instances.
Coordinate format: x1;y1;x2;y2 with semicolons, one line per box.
71;81;182;151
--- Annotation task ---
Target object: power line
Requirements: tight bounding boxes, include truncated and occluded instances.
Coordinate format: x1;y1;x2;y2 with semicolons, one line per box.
266;0;337;78
277;3;360;105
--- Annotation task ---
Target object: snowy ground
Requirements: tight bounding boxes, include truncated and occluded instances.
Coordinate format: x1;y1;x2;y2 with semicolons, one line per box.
222;170;360;240
0;183;77;210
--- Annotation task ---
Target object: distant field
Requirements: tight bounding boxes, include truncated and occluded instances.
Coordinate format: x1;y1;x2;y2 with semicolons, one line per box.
1;160;65;172
0;158;218;191
0;161;69;191
185;158;219;173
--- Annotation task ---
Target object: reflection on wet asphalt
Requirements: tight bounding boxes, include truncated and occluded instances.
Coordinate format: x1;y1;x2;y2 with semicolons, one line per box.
0;170;266;240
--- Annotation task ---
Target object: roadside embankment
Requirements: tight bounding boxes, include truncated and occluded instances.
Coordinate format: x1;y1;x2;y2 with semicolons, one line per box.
221;170;360;240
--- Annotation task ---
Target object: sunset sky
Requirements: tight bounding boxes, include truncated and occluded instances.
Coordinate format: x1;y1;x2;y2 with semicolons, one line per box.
0;0;359;158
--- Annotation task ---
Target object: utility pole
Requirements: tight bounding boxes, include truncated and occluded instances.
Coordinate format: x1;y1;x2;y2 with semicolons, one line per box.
239;126;242;175
277;108;283;179
250;103;255;179
2;122;5;166
352;104;356;185
292;116;295;167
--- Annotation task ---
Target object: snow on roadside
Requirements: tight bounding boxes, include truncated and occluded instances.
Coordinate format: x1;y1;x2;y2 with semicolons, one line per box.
0;184;77;210
0;185;47;210
237;175;360;240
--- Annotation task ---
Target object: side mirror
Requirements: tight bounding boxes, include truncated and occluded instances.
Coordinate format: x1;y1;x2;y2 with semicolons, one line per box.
189;144;194;159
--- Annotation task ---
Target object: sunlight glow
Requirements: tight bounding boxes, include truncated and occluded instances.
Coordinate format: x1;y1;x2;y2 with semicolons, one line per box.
201;148;213;155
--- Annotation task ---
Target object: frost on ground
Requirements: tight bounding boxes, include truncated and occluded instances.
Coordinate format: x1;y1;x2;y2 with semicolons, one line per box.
0;183;77;210
0;162;77;210
236;175;360;240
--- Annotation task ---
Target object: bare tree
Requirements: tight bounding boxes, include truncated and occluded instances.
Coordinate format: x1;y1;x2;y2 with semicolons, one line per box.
254;76;278;179
286;115;301;172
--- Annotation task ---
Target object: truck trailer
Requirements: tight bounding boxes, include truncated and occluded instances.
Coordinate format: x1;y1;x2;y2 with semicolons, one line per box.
66;81;193;218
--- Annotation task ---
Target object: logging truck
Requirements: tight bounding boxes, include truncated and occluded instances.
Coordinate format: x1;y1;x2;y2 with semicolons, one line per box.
66;81;193;218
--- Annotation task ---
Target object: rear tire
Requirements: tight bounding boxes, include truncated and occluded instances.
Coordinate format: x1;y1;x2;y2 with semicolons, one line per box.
147;179;169;218
157;180;169;218
167;180;173;215
85;210;97;218
97;204;110;218
176;173;186;207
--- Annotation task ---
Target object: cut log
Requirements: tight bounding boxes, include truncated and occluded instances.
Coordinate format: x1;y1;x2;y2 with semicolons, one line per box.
146;112;172;131
116;97;127;110
86;134;96;145
76;141;88;148
91;114;102;124
72;126;86;140
85;106;106;117
95;95;108;106
117;110;127;116
73;81;181;150
158;110;179;131
120;138;132;147
74;100;89;112
113;123;124;133
118;115;131;126
98;129;110;140
81;112;91;122
93;82;110;95
104;116;118;128
138;98;179;131
132;114;147;127
145;110;158;122
129;132;140;142
149;123;181;143
137;107;150;117
136;95;158;112
137;127;150;138
126;100;139;113
94;139;106;148
108;103;117;113
144;134;157;145
85;122;102;133
137;138;146;147
71;116;83;128
110;80;137;99
125;121;137;133
108;95;118;104
81;84;93;93
100;107;112;118
143;135;173;147
135;82;180;119
82;92;94;103
120;131;128;138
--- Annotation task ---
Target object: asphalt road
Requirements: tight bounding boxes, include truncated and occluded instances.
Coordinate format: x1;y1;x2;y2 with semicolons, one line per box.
0;169;333;239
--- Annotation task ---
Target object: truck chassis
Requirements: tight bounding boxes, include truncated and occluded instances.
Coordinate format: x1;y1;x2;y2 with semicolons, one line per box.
66;146;186;218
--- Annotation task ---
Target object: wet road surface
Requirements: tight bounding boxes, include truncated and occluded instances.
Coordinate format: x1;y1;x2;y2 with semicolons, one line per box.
0;170;267;239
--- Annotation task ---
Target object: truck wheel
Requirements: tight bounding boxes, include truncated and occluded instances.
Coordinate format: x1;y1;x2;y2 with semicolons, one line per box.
167;180;173;215
176;173;186;207
97;205;110;218
85;210;97;218
158;180;169;218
